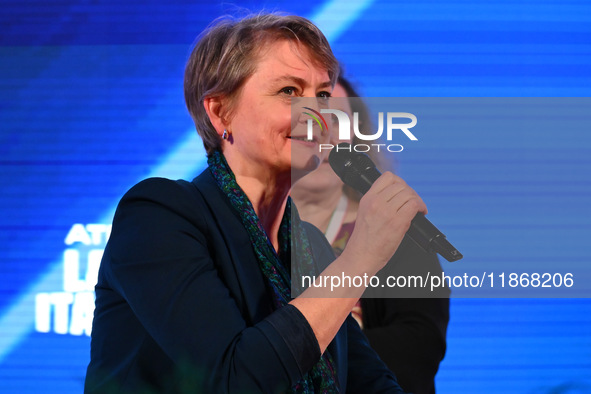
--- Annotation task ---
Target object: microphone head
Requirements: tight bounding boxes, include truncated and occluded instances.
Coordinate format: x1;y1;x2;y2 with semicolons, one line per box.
328;143;354;180
328;143;380;195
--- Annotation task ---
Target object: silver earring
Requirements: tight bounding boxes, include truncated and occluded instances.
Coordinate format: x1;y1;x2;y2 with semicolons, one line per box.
222;129;228;140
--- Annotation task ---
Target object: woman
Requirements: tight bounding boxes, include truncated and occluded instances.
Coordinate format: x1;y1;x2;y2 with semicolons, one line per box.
291;75;450;394
85;13;426;393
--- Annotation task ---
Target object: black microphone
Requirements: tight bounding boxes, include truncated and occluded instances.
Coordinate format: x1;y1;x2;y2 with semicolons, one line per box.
329;143;463;262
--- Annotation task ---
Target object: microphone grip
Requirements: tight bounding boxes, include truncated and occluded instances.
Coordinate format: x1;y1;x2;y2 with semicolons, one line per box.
356;168;463;262
407;213;463;262
349;164;463;262
329;146;463;262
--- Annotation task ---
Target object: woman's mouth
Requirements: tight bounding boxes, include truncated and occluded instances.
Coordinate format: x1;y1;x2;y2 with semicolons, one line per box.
289;135;315;142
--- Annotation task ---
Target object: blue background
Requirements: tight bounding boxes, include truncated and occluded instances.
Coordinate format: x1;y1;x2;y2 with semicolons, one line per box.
1;0;590;392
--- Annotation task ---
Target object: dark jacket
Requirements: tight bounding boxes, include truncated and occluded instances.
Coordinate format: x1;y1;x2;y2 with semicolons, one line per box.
85;169;404;393
361;237;450;394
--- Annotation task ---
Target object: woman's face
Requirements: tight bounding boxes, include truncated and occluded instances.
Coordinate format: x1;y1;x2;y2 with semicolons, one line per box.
222;39;332;180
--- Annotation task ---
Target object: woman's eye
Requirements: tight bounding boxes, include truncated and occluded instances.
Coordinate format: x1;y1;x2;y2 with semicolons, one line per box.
317;91;331;98
280;87;297;96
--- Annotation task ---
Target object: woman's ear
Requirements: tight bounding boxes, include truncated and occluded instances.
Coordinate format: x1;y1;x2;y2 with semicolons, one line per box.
203;96;227;137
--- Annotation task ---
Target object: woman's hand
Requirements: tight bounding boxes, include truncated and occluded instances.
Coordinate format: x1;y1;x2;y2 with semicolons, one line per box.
341;171;427;276
291;172;426;353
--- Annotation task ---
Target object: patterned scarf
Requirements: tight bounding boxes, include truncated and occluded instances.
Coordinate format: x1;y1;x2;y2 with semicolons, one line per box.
208;150;339;393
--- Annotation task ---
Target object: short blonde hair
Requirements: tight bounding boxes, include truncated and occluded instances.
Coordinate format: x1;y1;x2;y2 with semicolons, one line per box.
184;13;339;155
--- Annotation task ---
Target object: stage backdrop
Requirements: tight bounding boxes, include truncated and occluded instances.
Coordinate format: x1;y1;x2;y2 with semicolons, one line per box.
1;1;590;393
